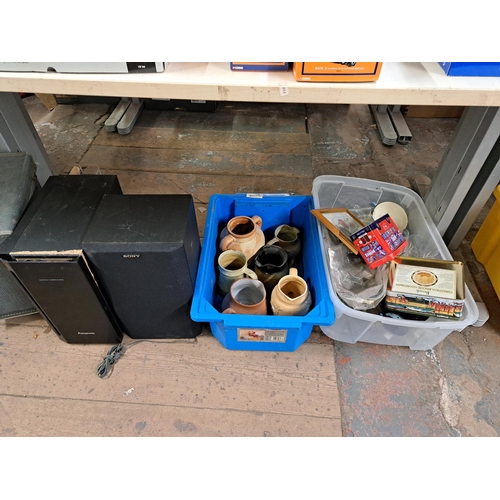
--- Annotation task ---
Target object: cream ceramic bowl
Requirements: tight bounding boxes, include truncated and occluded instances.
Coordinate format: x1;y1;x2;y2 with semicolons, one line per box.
373;202;408;231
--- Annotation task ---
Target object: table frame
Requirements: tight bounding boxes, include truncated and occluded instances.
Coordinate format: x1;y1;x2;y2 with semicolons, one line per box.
1;62;500;249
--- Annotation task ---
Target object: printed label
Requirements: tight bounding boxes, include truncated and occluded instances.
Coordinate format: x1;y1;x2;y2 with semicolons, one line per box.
245;193;290;198
238;328;287;343
279;83;289;96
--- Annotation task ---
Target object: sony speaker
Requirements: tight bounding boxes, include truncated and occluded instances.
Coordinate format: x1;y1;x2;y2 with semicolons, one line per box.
82;194;202;339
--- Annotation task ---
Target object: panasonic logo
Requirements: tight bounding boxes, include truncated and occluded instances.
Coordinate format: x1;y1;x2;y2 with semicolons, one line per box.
78;332;96;335
123;254;140;258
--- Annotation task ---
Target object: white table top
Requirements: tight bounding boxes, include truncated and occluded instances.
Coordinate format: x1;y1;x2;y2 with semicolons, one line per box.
1;62;500;107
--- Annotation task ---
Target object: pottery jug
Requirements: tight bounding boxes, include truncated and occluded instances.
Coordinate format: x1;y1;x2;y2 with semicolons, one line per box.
254;245;289;292
219;215;265;262
222;278;267;315
270;268;312;316
217;250;258;296
266;224;301;264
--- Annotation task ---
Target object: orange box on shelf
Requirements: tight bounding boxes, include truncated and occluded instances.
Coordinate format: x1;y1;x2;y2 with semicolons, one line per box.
293;62;383;82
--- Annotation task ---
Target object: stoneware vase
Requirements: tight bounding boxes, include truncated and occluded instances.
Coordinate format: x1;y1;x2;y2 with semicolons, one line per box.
266;224;301;264
254;245;289;292
270;268;312;316
219;215;265;262
217;249;258;296
222;278;267;315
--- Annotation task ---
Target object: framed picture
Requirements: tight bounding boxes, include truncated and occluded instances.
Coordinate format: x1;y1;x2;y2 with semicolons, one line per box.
311;208;365;254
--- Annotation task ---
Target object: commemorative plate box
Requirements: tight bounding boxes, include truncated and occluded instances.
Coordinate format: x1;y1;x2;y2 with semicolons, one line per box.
386;256;465;320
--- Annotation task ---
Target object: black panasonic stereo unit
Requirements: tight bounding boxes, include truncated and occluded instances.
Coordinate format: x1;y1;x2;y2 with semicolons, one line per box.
0;175;124;344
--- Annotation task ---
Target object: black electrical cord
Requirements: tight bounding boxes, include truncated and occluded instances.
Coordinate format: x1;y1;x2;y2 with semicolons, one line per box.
96;338;198;378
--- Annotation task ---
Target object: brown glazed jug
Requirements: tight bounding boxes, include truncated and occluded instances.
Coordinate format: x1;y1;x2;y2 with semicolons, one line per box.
254;245;289;292
270;268;312;316
219;215;265;262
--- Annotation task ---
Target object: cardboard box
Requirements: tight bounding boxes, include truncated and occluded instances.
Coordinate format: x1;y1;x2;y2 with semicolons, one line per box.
230;62;289;71
405;105;465;119
0;62;165;73
350;214;407;269
439;62;500;77
293;62;382;82
386;257;465;320
391;263;456;300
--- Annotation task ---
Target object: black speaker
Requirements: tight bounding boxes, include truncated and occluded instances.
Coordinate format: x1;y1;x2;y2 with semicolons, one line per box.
82;194;202;339
0;175;124;344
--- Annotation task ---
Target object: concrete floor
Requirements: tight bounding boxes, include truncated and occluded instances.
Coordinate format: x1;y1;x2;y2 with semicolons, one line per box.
1;95;499;436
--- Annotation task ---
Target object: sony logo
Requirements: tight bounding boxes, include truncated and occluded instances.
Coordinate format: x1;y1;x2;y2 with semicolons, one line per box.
123;254;140;258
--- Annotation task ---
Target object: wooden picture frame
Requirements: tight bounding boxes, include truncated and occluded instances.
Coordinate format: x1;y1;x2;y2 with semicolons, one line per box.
311;208;365;254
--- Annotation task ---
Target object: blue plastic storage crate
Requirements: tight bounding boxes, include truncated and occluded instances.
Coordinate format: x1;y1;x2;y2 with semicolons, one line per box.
191;194;335;351
439;62;500;77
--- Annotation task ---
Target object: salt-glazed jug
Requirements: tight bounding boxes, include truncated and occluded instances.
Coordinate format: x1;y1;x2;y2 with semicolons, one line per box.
219;215;265;262
270;268;312;316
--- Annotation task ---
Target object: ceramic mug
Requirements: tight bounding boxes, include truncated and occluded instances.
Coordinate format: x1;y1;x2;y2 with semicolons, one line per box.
266;224;301;264
219;215;265;262
222;278;268;315
217;250;258;296
270;268;312;316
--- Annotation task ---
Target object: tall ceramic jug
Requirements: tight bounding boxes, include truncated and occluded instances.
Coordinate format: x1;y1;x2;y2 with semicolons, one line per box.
219;215;265;262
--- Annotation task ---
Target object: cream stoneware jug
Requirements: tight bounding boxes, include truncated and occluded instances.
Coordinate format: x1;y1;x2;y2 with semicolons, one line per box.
270;268;312;316
219;215;265;262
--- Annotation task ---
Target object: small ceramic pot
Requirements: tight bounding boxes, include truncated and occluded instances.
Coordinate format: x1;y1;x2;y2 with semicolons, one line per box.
222;278;267;315
217;250;258;296
270;268;312;316
219;215;265;262
266;224;301;264
253;245;289;292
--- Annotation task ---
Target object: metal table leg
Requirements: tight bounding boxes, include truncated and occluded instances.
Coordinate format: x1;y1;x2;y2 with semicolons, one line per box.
0;92;54;185
424;107;500;249
370;105;397;145
371;105;413;145
388;105;412;145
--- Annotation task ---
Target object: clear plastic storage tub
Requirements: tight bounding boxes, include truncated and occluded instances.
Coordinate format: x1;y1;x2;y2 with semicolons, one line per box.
312;175;479;350
191;194;335;351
